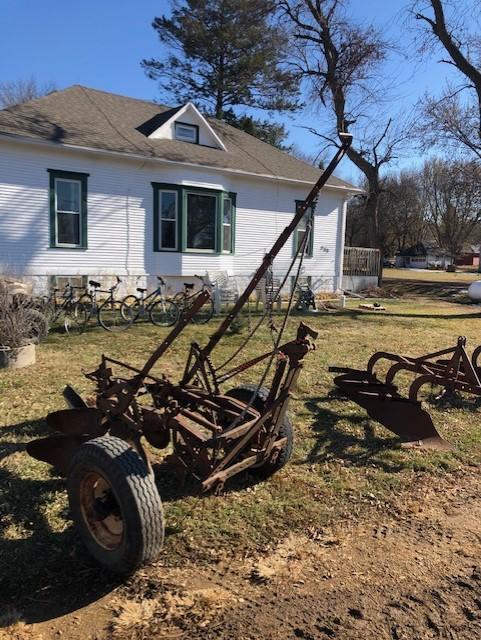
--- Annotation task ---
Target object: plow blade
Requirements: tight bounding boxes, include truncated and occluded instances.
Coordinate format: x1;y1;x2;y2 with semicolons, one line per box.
27;407;107;474
26;434;92;474
332;370;452;451
46;407;105;437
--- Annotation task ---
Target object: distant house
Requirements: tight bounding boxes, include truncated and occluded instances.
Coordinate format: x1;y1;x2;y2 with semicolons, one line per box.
455;245;480;268
0;85;361;295
395;243;452;269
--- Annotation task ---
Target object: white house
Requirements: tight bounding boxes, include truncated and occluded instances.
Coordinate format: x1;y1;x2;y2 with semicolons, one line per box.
0;85;360;295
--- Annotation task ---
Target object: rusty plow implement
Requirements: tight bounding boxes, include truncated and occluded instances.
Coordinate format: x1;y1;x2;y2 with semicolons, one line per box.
25;133;354;575
330;337;481;450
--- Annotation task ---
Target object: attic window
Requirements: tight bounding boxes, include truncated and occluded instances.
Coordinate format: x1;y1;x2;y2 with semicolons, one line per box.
175;122;198;144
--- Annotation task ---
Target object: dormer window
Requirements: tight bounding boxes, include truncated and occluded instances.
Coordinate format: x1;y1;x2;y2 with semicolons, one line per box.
143;103;226;150
175;122;199;144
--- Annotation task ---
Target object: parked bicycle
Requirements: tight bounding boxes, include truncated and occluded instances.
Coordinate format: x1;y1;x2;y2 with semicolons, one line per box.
76;277;132;332
120;276;179;327
39;283;87;335
172;275;215;324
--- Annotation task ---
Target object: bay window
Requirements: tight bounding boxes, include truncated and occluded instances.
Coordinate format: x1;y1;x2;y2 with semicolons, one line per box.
152;182;235;254
186;192;217;251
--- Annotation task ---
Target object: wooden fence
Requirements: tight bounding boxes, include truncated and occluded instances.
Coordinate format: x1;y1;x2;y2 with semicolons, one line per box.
343;247;380;277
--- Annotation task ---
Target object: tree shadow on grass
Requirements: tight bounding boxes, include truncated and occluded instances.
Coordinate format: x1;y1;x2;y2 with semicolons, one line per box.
301;394;409;473
0;422;120;624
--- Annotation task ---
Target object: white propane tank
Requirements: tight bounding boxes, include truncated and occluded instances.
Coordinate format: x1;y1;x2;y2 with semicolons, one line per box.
468;280;481;301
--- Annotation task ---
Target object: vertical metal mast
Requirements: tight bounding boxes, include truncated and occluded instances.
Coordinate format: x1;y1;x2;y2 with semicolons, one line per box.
183;132;353;384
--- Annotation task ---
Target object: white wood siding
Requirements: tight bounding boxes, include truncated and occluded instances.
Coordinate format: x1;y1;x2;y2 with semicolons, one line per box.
0;139;346;291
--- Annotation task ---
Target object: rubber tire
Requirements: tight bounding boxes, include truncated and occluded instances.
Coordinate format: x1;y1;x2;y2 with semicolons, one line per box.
67;435;164;574
76;293;95;325
64;302;88;335
191;297;215;324
98;300;133;332
225;384;294;479
120;295;140;322
149;299;179;327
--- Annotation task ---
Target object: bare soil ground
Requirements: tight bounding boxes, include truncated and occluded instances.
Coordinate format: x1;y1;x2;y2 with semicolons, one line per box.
4;466;479;640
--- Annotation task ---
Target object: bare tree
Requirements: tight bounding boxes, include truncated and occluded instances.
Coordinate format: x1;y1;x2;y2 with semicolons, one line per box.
278;0;412;254
345;195;369;247
346;171;426;254
412;0;481;159
421;158;481;260
0;78;56;109
380;171;427;253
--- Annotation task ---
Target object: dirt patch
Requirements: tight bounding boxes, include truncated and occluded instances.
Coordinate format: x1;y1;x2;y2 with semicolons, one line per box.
18;466;480;639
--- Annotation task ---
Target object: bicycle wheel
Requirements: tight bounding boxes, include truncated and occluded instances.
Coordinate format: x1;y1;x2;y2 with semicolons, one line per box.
191;297;215;324
64;302;88;335
76;293;95;324
149;299;179;327
120;295;140;322
98;299;133;332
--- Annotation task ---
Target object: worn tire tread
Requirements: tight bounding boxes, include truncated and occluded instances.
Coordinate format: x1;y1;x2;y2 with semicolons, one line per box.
67;435;164;574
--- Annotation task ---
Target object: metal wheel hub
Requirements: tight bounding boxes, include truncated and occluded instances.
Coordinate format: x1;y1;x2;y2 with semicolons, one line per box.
79;471;123;550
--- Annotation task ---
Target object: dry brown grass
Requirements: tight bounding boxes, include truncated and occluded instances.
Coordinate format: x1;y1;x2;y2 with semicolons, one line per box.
1;297;481;621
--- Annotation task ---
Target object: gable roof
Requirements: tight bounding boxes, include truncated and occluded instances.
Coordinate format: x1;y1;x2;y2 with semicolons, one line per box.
0;85;356;190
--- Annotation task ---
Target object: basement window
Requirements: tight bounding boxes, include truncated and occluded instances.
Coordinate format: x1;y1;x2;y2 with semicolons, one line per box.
174;122;199;144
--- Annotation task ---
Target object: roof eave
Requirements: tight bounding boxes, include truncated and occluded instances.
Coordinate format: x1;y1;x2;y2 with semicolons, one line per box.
0;131;362;194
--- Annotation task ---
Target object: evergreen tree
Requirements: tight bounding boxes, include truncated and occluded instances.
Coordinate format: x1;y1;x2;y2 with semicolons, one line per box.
223;111;291;150
142;0;298;134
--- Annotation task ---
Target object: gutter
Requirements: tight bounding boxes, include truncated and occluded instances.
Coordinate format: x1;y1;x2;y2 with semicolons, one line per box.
0;131;364;195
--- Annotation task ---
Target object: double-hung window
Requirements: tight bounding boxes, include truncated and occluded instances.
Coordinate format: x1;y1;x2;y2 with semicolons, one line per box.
222;197;233;253
294;201;314;258
153;183;235;254
158;190;179;250
48;169;88;248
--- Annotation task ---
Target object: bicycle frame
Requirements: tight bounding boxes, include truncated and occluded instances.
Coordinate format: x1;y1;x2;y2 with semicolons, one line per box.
133;280;168;318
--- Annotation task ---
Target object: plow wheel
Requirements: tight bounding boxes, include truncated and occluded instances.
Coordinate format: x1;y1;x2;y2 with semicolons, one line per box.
67;435;164;574
226;384;294;478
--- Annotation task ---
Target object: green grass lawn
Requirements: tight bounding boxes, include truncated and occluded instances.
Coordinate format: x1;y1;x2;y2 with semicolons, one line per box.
1;298;481;606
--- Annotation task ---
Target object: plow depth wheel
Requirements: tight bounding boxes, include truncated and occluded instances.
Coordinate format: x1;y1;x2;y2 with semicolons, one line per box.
67;435;164;574
226;384;294;478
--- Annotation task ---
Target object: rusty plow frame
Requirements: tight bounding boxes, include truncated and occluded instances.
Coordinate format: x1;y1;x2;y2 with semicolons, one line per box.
27;133;354;494
330;336;481;450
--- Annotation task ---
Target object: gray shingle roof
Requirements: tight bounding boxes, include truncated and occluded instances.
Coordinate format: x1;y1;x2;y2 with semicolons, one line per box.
0;85;354;189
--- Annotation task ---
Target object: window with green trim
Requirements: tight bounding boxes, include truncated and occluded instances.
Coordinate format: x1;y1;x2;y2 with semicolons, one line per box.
158;190;179;250
152;183;235;254
48;169;88;248
185;191;217;251
294;201;314;258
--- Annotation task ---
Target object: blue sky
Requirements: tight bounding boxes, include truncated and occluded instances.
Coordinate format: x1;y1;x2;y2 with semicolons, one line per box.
0;0;460;183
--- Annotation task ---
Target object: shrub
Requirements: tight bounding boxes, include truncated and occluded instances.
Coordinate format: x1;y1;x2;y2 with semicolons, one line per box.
0;280;39;349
